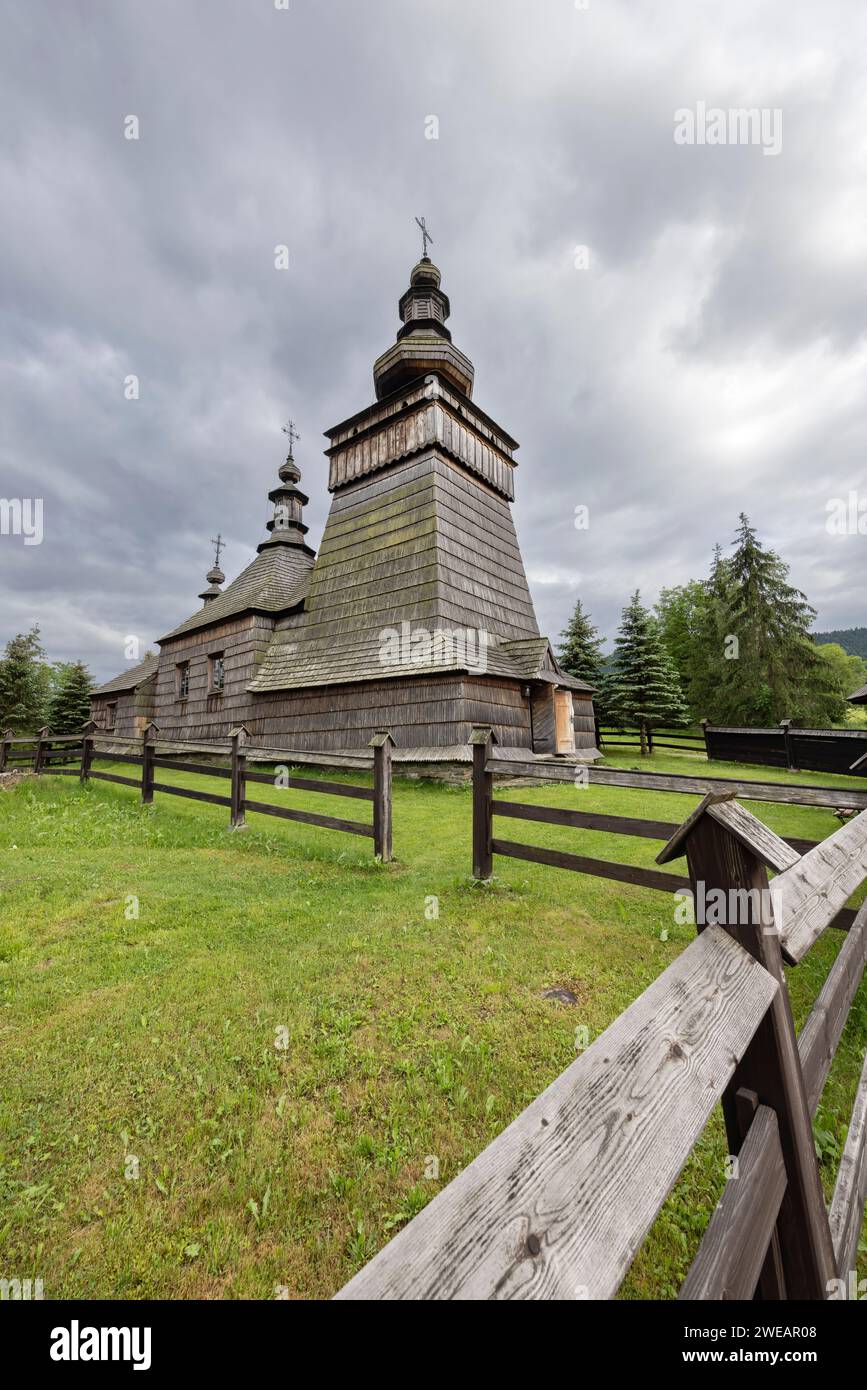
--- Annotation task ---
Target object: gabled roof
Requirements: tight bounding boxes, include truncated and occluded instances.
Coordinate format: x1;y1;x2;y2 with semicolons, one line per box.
93;653;159;697
159;545;312;643
849;683;867;705
494;638;595;693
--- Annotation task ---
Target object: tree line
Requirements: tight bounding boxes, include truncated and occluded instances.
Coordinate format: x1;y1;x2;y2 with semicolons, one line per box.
0;627;94;735
558;514;866;746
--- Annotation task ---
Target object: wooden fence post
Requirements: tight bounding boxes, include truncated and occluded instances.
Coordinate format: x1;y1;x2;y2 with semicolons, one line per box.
370;731;394;861
80;720;96;783
700;718;710;759
0;728;12;774
658;796;837;1298
229;725;249;829
33;726;49;773
470;726;496;880
141;722;158;804
780;719;796;771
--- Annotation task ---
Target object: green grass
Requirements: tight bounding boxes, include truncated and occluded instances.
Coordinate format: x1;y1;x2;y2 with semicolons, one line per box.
0;751;865;1300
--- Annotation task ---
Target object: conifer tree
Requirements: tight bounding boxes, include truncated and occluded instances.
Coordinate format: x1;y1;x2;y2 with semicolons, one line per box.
603;591;688;753
712;515;839;725
47;661;94;734
557;598;606;688
0;627;47;734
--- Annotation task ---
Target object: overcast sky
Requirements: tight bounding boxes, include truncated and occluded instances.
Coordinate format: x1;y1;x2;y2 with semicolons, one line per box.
1;0;865;681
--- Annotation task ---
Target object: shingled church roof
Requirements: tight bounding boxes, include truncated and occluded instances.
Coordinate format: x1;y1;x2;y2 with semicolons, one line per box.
93;653;159;696
159;545;311;642
158;439;315;643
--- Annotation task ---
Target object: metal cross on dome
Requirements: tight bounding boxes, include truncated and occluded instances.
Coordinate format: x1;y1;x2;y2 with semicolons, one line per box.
210;533;225;567
415;215;433;258
282;419;300;454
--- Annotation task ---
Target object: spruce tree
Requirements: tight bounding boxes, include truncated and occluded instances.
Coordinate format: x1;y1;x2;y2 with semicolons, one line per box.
603;591;689;753
557;598;606;687
0;627;47;733
713;515;838;725
47;661;94;734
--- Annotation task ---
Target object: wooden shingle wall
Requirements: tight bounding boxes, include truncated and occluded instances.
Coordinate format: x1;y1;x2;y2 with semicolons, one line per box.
155;614;275;741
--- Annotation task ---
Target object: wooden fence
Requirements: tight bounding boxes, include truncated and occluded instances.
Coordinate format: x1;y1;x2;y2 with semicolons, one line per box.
594;719;867;777
702;720;867;777
3;723;394;861
337;785;867;1299
470;731;867;925
596;723;705;754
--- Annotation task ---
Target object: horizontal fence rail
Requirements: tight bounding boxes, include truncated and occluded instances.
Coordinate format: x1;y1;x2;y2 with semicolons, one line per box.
468;730;861;892
491;753;867;811
10;724;394;861
596;725;706;754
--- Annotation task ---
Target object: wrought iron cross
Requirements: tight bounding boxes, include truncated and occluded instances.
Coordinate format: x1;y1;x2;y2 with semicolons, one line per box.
415;215;433;258
282;419;300;454
210;533;225;567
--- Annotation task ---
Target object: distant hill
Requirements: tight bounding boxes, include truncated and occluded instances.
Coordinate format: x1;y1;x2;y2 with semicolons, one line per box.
813;627;867;658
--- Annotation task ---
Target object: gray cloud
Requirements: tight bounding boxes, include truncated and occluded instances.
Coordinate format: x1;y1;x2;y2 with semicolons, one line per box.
1;0;865;680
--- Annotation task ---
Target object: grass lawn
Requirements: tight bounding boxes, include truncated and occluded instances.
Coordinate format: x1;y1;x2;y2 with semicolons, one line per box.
1;747;865;1300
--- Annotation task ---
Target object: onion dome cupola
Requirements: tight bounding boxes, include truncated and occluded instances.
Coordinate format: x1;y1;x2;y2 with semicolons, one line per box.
199;535;226;602
258;423;316;557
373;221;475;401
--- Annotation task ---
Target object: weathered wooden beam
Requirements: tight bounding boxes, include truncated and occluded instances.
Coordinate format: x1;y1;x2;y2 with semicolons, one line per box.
370;731;394;862
243;799;372;836
491;760;867;810
141;722;159;805
33;726;49;774
335;927;777;1301
150;782;233;808
707;800;801;872
493;801;679;841
679;1102;786;1301
472;727;495;880
491;838;691;894
678;812;838;1297
151;757;232;778
827;1048;867;1279
229;725;249;830
772;810;867;963
244;769;373;799
87;770;141;789
798;901;867;1115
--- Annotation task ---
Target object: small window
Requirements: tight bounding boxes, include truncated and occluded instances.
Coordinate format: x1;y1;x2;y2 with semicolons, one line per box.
106;701;117;731
176;662;190;700
209;653;225;694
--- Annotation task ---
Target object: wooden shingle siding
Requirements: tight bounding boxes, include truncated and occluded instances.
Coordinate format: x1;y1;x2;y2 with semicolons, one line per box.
326;373;517;500
250;449;542;695
155;614;276;740
91;672;156;740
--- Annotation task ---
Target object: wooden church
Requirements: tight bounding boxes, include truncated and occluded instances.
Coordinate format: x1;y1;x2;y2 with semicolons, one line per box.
91;247;598;762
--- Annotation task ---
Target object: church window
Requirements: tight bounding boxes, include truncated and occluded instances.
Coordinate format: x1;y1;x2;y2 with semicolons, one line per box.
176;662;190;700
209;653;225;694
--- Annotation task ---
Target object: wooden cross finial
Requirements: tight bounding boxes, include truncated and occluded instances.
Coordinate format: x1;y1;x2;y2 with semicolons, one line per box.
415;216;433;259
282;419;300;454
210;533;225;567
